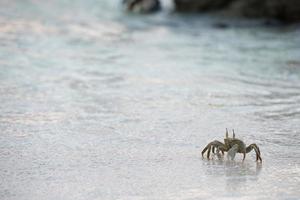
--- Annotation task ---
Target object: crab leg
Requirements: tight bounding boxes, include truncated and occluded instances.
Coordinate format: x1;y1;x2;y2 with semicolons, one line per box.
212;146;225;155
201;144;213;159
246;144;262;162
201;140;227;159
212;146;215;154
201;144;209;157
207;146;212;159
253;144;262;162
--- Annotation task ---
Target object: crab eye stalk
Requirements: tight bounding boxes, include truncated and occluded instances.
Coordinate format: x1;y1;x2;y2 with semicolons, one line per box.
226;128;228;138
232;129;235;139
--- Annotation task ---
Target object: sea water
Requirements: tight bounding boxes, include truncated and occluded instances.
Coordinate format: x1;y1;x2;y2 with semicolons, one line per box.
0;0;300;199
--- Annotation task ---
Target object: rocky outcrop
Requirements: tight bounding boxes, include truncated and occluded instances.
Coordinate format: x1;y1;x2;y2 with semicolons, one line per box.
122;0;161;13
174;0;233;12
174;0;300;23
122;0;300;22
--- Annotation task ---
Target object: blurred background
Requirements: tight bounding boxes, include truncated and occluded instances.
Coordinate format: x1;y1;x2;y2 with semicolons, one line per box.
0;0;300;199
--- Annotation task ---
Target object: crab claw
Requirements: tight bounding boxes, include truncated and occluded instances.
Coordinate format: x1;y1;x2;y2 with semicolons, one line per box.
227;144;238;160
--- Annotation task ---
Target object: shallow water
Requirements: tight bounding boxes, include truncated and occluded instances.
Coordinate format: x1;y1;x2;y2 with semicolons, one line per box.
0;0;300;199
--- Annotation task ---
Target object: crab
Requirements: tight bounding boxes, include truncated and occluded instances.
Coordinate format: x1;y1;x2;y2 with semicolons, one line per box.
201;129;262;162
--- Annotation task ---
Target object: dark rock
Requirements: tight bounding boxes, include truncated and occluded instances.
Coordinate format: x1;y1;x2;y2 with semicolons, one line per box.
174;0;300;23
174;0;233;12
212;22;229;29
122;0;161;13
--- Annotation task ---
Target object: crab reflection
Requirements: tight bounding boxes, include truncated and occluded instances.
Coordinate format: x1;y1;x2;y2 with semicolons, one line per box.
203;158;262;194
